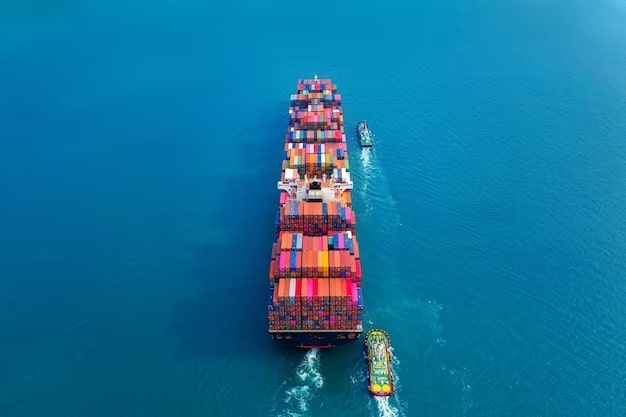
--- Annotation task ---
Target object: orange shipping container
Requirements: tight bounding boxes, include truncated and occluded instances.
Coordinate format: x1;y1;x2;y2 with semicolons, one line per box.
282;278;289;298
269;260;276;280
301;278;308;298
330;250;340;271
350;253;357;274
344;191;352;205
279;279;285;298
328;203;336;216
328;249;335;271
334;278;342;297
281;233;292;251
318;278;330;297
302;250;315;273
328;278;335;296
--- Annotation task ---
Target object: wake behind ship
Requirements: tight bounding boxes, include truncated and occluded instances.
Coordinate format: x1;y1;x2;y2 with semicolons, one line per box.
267;76;364;348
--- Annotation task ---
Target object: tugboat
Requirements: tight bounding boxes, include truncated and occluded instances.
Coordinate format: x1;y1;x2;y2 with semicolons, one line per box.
356;120;374;147
364;329;394;396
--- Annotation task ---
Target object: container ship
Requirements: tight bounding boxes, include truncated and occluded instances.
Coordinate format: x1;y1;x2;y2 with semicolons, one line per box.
267;76;364;348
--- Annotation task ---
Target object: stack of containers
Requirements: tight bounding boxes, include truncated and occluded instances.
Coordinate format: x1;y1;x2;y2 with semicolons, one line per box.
300;277;331;330
347;282;364;329
352;236;362;285
328;278;346;329
268;242;279;284
277;232;303;278
278;202;356;236
284;143;306;171
271;278;302;330
268;286;278;329
269;78;363;333
280;202;304;232
287;129;345;144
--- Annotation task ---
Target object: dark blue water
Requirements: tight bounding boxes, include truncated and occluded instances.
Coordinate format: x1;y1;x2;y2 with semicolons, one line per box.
1;0;625;416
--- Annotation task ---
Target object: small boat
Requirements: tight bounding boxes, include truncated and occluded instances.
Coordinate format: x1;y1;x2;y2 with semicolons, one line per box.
356;120;374;147
364;329;394;396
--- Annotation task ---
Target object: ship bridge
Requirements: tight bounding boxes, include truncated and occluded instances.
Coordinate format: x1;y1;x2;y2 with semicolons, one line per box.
277;168;352;203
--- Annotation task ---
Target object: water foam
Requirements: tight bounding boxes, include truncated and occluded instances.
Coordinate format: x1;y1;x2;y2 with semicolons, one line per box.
359;146;375;217
277;349;323;417
356;142;401;229
374;396;402;417
360;146;373;173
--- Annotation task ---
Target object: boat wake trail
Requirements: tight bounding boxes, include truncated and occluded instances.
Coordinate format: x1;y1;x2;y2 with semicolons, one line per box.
360;146;373;172
358;147;375;209
374;397;401;417
357;146;401;228
276;349;323;417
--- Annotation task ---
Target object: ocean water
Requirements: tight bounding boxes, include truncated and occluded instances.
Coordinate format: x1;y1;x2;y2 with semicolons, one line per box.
1;0;626;416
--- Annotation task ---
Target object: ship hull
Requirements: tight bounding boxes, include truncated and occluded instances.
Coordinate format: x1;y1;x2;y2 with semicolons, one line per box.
271;331;362;348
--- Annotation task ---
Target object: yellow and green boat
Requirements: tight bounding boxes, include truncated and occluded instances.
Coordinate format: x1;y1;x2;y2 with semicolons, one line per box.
364;329;394;396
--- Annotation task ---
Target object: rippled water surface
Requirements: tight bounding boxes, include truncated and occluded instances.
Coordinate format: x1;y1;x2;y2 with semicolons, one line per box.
1;0;625;416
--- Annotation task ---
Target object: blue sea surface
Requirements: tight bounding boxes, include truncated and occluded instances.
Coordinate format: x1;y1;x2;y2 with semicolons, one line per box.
1;0;626;416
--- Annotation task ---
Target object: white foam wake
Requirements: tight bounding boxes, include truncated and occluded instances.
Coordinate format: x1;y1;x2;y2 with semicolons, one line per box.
357;142;401;228
360;146;373;172
277;349;323;417
375;396;401;417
